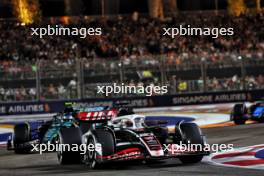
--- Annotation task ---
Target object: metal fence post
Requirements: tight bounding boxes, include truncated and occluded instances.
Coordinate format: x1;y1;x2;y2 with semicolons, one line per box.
160;56;166;86
36;60;41;101
73;42;85;100
239;56;246;90
201;58;207;92
76;59;84;99
81;59;85;98
119;60;124;83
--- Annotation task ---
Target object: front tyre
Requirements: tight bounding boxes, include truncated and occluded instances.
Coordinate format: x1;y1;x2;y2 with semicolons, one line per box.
13;123;31;154
231;104;247;125
179;154;203;164
86;130;115;169
87;137;99;169
57;127;82;165
178;123;204;164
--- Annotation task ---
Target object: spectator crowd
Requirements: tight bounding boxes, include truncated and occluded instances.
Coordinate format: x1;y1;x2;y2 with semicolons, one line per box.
0;10;264;101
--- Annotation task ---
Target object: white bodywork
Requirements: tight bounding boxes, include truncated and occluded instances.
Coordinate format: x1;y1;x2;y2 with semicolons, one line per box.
111;114;146;130
111;114;164;157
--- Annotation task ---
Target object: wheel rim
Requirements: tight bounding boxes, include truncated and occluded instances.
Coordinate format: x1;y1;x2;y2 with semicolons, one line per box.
57;136;63;163
57;150;62;163
87;138;96;168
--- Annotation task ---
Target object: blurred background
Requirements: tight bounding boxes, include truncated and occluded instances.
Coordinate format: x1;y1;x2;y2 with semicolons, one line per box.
0;0;263;102
0;0;263;17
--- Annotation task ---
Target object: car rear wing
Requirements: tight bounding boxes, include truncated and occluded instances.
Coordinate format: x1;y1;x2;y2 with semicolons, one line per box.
76;110;117;122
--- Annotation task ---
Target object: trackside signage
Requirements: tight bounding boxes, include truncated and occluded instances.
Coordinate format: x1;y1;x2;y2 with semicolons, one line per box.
0;104;45;114
0;102;62;115
0;89;263;115
172;93;247;105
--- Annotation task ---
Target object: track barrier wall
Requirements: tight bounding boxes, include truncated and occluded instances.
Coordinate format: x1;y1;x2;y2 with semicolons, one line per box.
0;89;263;115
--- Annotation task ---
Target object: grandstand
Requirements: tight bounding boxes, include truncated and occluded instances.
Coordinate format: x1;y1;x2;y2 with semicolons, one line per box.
0;0;263;102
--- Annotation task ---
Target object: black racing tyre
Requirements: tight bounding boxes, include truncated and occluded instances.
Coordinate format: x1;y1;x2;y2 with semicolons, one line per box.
250;105;257;114
86;130;115;169
232;104;247;125
234;119;246;125
57;127;82;165
258;113;264;123
13;123;31;154
178;123;204;164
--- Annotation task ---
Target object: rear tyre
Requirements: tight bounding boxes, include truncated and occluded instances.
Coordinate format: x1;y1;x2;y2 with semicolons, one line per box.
86;130;115;169
258;113;264;123
178;123;204;164
57;127;82;165
231;104;247;125
13;123;31;154
234;119;246;125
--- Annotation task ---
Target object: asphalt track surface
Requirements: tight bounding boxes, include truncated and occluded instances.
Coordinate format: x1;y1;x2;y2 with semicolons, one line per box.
0;123;264;176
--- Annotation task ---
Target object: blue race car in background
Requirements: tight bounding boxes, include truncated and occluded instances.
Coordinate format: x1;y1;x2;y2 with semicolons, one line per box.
231;101;264;125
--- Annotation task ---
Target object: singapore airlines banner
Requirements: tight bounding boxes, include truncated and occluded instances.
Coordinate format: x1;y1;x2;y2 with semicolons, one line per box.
0;89;263;115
